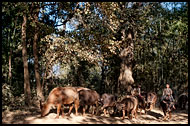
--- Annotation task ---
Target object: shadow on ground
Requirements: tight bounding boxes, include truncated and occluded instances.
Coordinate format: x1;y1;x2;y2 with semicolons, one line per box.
2;106;188;124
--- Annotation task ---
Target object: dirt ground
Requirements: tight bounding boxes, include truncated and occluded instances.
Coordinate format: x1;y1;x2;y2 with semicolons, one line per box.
2;106;188;124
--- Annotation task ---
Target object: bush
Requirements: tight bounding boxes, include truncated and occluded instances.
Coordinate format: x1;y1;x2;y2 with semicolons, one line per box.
2;83;14;111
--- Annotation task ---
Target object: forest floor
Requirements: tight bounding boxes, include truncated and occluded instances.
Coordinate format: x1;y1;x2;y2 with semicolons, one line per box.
2;105;188;124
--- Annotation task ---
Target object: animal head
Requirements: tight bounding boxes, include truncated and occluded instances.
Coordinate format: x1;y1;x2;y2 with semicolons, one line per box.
40;100;50;117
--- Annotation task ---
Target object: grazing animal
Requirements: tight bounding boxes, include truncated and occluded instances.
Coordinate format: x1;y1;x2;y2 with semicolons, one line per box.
40;87;79;118
78;89;100;116
115;95;138;120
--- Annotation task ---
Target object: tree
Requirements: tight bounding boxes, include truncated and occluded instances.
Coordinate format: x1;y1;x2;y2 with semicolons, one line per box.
21;11;31;105
31;2;44;101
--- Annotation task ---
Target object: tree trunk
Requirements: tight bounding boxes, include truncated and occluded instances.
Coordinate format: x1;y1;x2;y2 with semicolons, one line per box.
8;48;12;84
22;14;31;105
8;31;12;85
32;5;44;101
100;61;105;94
118;29;134;95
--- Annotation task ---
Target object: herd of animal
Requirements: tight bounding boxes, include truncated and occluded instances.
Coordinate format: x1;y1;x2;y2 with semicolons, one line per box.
39;86;188;120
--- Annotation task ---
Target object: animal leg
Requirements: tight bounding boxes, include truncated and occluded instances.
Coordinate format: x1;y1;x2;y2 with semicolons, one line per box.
82;106;86;116
67;104;73;116
104;108;107;116
169;112;172;119
163;111;167;120
134;111;137;118
122;110;125;120
140;108;142;115
74;100;79;116
61;105;64;118
55;104;61;119
92;105;95;115
144;107;147;114
95;102;99;115
150;104;153;110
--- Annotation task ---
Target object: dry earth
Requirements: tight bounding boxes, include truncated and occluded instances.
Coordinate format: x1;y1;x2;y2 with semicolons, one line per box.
2;106;188;124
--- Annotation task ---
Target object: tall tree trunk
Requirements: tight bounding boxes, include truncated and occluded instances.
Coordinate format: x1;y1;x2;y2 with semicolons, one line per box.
32;5;44;101
100;61;105;94
8;31;12;85
8;48;12;85
22;14;31;105
118;29;134;95
9;16;17;85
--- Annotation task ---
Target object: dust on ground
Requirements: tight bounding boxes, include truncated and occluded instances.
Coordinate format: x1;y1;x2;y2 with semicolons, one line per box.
2;107;188;124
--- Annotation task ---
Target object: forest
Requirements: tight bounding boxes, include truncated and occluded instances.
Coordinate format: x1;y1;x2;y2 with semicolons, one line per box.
2;2;188;124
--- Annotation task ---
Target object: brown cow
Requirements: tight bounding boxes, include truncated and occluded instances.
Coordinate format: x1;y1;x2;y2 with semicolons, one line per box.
40;87;79;118
115;95;138;120
100;93;116;116
78;89;100;116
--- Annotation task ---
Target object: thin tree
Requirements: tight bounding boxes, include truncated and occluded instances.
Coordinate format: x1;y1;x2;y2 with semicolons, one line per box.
21;12;31;105
32;2;44;101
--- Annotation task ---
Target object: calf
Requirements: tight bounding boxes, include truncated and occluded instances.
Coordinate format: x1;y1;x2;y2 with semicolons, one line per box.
115;95;138;120
146;92;157;111
40;87;79;118
100;93;116;116
160;96;175;120
78;89;100;116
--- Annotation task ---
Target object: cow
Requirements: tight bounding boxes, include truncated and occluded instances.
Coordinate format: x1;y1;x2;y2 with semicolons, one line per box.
178;93;188;110
100;93;116;116
40;87;79;119
78;89;100;116
146;92;157;111
136;95;147;115
160;95;175;120
131;88;147;114
115;95;138;120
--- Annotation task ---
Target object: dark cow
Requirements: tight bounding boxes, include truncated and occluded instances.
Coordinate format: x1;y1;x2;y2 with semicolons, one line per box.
160;95;175;120
78;89;100;116
146;92;157;111
178;93;188;110
40;87;79;118
100;93;116;116
115;95;138;120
